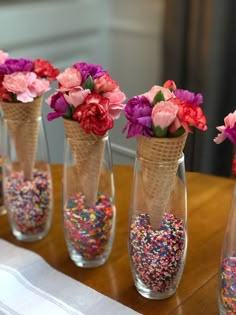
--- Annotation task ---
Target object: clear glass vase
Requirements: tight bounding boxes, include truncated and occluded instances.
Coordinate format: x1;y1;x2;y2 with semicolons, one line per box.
218;185;236;314
63;132;115;268
2;117;53;242
0;113;6;215
128;154;187;299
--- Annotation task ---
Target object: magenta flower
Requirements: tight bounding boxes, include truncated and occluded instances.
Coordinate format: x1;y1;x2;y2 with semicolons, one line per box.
73;62;105;83
214;111;236;144
123;96;153;138
0;58;33;75
46;92;70;121
174;89;203;105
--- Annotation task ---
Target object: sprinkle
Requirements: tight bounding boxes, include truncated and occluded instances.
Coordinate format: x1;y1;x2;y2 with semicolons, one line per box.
130;213;186;292
64;192;114;260
220;252;236;313
5;169;52;236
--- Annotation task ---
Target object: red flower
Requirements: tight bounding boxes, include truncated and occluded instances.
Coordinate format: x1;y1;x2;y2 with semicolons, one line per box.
0;75;12;101
170;98;207;132
33;59;59;81
0;85;12;101
73;93;114;136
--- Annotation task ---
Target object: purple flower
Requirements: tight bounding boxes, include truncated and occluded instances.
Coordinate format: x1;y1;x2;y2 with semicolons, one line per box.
122;96;153;138
73;62;105;82
174;89;203;105
0;58;33;75
46;92;70;121
224;126;236;144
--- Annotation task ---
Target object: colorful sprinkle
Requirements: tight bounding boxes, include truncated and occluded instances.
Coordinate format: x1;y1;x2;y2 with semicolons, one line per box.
130;213;186;292
64;192;114;259
220;252;236;314
5;169;52;235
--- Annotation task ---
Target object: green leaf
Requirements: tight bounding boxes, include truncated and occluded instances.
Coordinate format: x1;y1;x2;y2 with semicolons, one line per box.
152;91;165;106
152;124;168;137
12;93;18;102
83;75;94;91
168;126;186;137
63;106;73;119
70;106;76;116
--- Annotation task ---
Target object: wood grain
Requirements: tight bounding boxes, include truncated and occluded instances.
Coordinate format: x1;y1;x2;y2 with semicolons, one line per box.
0;165;234;315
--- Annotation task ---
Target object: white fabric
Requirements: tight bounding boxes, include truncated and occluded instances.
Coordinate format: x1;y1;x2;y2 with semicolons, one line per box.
0;239;141;315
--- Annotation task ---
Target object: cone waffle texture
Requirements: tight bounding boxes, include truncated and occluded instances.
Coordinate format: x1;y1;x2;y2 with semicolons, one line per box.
0;97;42;180
137;132;187;228
63;119;105;206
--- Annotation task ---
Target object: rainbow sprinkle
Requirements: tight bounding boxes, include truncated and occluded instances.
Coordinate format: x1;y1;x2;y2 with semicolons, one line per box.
64;192;114;259
220;252;236;314
130;213;185;292
6;169;52;235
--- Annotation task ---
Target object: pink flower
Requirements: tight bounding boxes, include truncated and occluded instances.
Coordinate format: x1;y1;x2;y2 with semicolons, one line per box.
152;101;178;129
3;72;28;94
57;67;82;91
104;89;126;119
94;72;119;93
214;111;236;144
64;87;90;107
3;72;50;102
224;111;236;128
0;50;8;64
143;85;174;103
214;126;227;144
30;78;50;95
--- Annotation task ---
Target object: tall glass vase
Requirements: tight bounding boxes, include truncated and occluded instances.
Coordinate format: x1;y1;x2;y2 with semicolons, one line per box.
0;113;6;215
2;117;53;242
218;186;236;314
63;122;115;268
128;154;187;299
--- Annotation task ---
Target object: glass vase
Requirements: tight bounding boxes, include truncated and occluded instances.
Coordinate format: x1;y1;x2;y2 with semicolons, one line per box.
2;117;53;242
218;185;236;314
128;154;187;299
63;131;115;268
0;113;6;215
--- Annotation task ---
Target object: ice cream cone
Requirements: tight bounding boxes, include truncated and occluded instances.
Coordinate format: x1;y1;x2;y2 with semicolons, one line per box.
137;132;187;228
0;97;42;180
63;119;105;206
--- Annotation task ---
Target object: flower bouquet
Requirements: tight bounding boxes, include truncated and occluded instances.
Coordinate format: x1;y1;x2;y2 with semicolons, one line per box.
214;111;236;314
0;50;59;180
0;50;59;241
47;62;125;266
123;80;207;298
123;80;207;227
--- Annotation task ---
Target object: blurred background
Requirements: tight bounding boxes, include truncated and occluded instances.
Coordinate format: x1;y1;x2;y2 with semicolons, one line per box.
1;0;236;176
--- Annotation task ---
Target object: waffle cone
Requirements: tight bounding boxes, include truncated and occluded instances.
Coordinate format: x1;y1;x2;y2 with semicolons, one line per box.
0;97;42;180
137;132;187;228
63;119;105;206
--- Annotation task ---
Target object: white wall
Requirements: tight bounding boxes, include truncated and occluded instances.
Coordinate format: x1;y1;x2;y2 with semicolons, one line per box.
0;0;165;164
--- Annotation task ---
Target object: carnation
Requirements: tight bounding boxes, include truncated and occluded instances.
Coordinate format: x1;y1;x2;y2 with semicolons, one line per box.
47;62;126;136
123;81;207;138
0;50;59;103
214;110;236;144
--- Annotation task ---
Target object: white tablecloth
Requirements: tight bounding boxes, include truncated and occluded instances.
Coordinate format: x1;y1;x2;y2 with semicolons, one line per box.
0;239;141;315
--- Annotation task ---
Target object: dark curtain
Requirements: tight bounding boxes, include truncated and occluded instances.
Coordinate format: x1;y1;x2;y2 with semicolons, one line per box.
163;0;236;176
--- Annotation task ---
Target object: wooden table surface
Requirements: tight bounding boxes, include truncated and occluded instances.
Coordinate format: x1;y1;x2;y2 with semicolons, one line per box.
0;165;234;315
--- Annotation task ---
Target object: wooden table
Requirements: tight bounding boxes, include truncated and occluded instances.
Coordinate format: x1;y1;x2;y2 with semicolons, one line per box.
0;165;234;315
